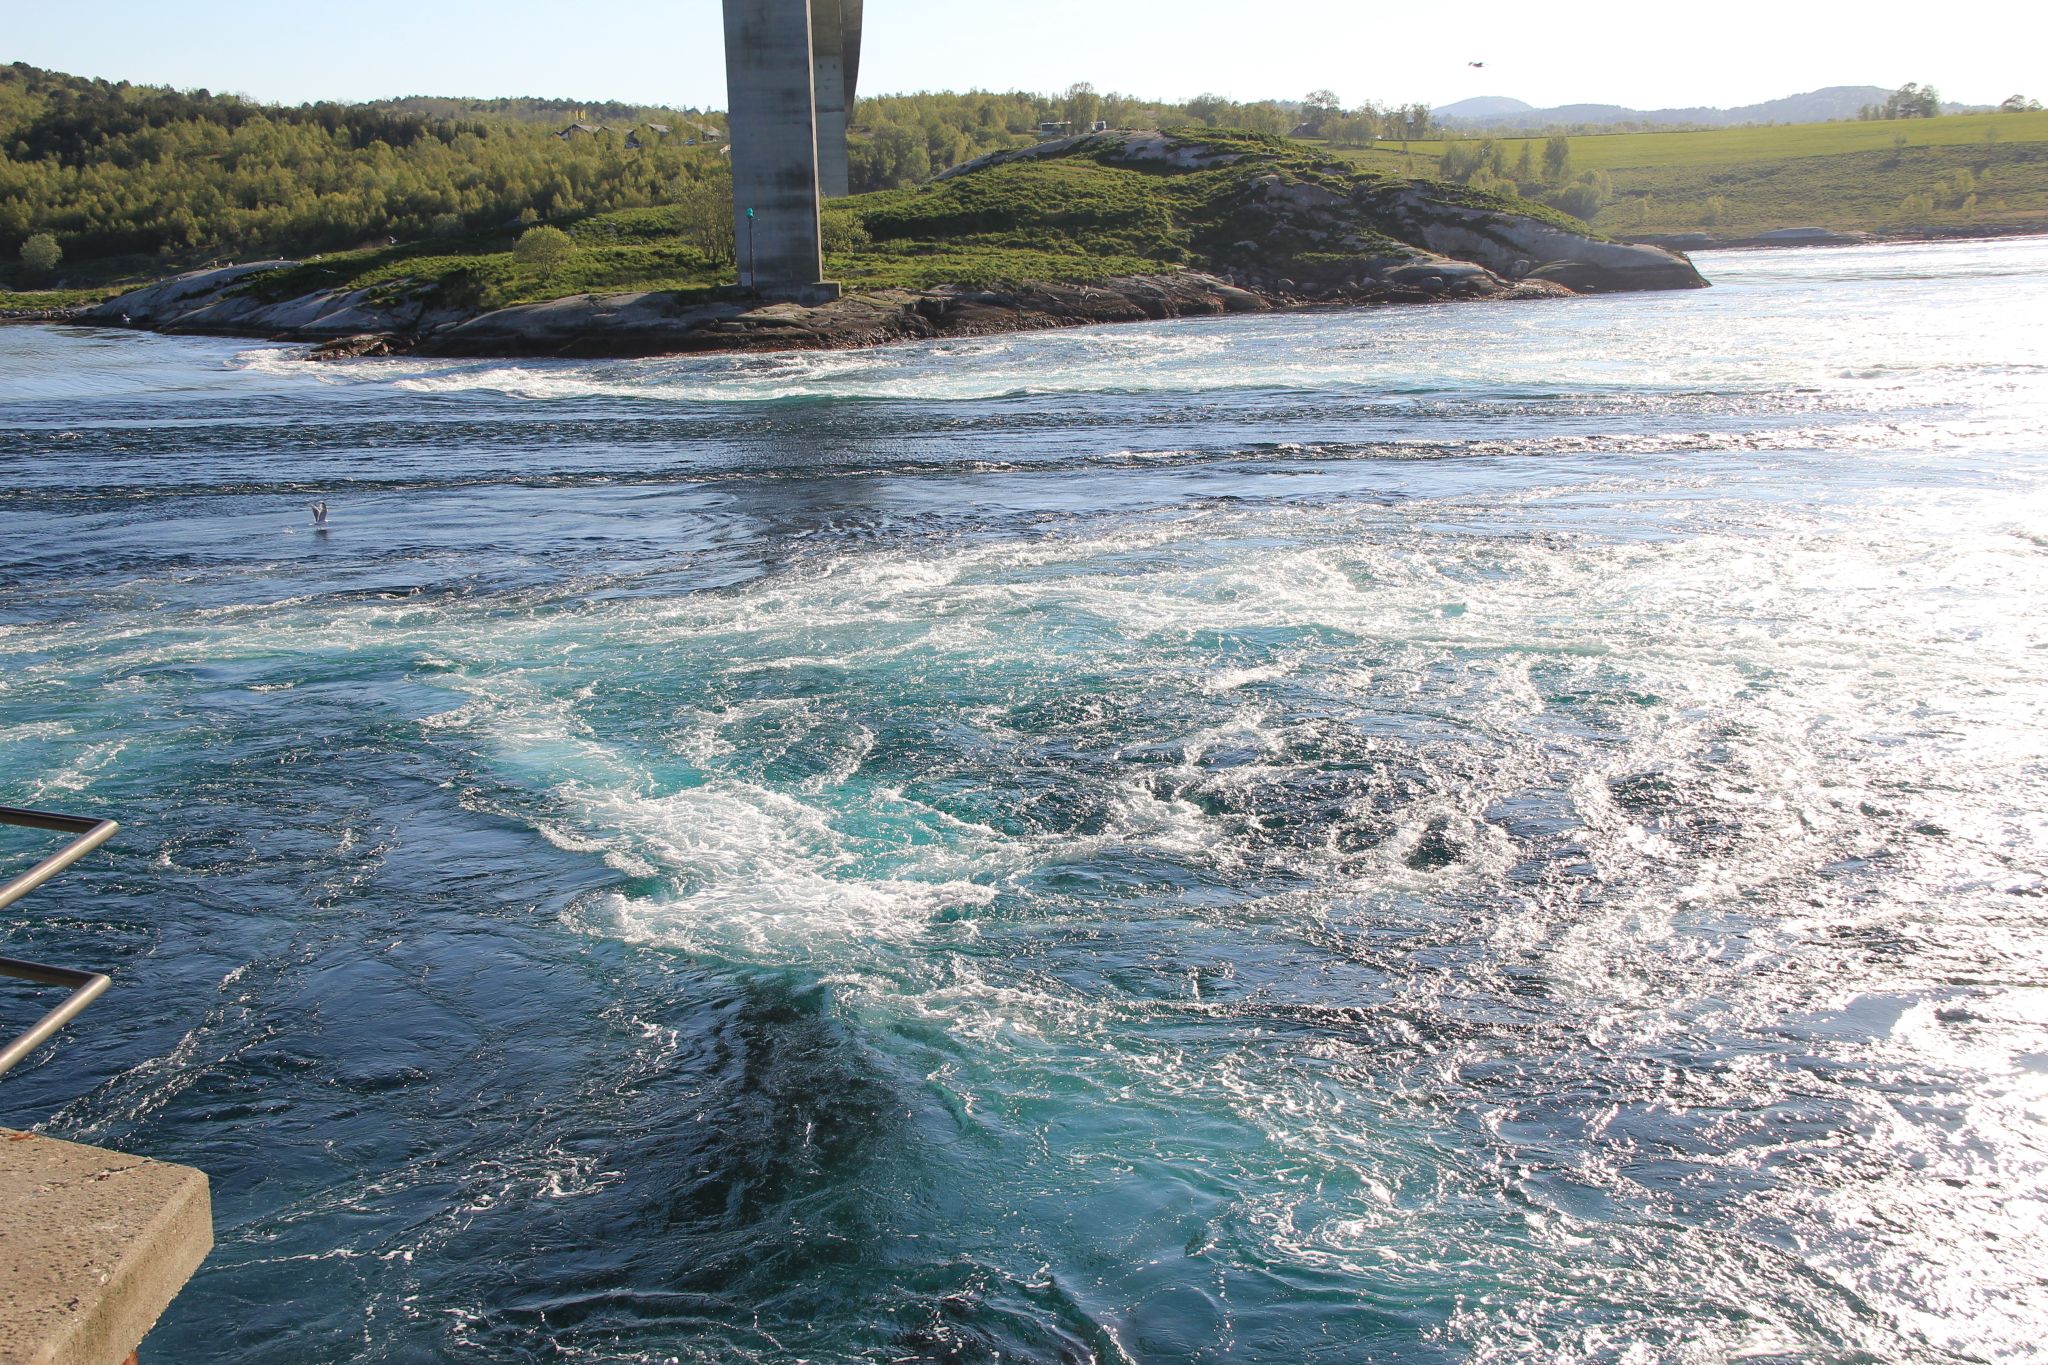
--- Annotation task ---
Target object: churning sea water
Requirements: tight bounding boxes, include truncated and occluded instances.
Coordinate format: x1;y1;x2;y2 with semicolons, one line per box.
4;238;2048;1364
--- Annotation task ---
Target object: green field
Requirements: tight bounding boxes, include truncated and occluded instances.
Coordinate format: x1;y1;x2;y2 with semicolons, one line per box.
0;286;119;309
1503;111;2048;170
1327;113;2048;235
1589;144;2046;234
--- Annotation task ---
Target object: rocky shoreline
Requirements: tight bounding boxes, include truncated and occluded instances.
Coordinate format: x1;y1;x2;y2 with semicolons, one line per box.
35;261;1591;362
320;272;1585;360
13;250;1695;366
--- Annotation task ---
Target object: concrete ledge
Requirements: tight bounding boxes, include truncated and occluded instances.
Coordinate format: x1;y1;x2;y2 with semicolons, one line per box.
710;281;842;305
0;1130;212;1365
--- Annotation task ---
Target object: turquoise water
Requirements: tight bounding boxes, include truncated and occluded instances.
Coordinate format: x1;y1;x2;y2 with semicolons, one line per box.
4;238;2048;1363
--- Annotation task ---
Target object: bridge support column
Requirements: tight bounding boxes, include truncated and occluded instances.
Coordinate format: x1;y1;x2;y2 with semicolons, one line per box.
810;0;861;198
722;0;837;297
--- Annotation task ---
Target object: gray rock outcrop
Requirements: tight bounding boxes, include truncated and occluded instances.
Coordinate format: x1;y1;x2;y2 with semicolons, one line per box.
63;262;1571;362
411;274;1279;358
1377;187;1705;293
77;263;474;338
1225;170;1705;295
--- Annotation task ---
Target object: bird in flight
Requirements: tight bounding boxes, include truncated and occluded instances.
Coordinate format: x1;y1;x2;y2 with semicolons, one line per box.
306;500;329;525
1468;61;1485;68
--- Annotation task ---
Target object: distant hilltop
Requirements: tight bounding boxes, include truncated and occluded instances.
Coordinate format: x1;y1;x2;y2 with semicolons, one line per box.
1434;87;1991;130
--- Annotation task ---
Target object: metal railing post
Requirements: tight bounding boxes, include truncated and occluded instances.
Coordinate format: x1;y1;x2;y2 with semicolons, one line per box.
0;805;119;1080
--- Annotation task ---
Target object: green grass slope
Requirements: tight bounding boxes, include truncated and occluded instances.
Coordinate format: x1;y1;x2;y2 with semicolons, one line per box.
1324;112;2048;235
215;130;1590;314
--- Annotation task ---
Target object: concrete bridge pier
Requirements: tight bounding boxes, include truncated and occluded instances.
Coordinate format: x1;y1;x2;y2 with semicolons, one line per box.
722;0;838;298
810;0;861;199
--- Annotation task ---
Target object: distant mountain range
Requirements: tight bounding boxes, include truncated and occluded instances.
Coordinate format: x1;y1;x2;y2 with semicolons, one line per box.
1431;87;1989;129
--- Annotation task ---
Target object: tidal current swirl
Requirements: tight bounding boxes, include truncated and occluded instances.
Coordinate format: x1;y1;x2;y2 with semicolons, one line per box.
3;238;2048;1363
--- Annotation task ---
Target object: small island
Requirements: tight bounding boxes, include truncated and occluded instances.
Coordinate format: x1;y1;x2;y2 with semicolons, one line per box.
66;129;1707;360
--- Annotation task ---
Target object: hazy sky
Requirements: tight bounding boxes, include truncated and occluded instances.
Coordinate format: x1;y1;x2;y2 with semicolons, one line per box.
6;0;2040;112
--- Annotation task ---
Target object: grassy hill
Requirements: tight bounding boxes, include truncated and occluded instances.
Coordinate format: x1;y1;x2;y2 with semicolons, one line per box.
1326;111;2048;236
38;130;1618;323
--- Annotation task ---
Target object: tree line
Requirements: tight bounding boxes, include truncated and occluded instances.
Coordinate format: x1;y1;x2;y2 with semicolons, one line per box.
0;63;733;265
1855;82;2042;120
1858;83;1944;121
4;61;1459;269
1432;136;1615;220
844;86;1437;189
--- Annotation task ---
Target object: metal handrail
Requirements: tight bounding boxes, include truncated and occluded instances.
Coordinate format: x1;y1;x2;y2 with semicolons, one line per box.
0;806;118;1080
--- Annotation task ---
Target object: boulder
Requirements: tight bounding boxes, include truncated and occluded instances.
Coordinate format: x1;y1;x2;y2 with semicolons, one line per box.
1378;259;1508;298
306;334;408;360
1364;184;1708;293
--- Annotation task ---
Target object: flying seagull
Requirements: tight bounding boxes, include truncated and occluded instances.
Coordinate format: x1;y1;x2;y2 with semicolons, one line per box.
1468;61;1485;68
307;500;329;525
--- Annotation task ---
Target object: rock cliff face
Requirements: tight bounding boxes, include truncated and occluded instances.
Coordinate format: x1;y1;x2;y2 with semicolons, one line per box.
70;127;1705;360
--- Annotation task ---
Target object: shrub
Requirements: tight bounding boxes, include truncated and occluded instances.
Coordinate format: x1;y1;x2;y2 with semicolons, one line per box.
821;212;871;253
1546;170;1612;222
429;213;465;237
20;232;61;278
1466;168;1517;196
1321;114;1381;149
669;176;735;264
512;225;575;276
